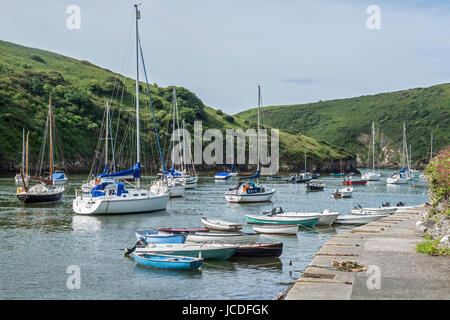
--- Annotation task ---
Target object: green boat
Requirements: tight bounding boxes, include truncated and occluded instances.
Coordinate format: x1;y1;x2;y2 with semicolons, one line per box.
134;243;238;260
245;214;319;228
330;173;345;177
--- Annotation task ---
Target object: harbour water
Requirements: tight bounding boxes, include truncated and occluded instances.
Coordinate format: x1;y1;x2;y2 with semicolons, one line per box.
0;170;428;299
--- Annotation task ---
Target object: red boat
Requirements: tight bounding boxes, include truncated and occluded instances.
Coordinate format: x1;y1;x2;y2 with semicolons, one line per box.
342;178;367;186
158;227;209;234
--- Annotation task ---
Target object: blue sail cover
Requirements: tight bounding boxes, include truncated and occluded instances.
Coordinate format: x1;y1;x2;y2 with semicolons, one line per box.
165;168;183;177
97;163;141;179
91;181;128;197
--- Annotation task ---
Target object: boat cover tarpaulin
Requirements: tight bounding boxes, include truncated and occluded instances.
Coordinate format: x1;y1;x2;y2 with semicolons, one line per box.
51;172;66;180
97;163;140;179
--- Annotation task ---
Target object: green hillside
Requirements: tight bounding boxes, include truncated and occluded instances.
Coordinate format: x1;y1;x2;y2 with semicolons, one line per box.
236;85;450;167
0;40;351;173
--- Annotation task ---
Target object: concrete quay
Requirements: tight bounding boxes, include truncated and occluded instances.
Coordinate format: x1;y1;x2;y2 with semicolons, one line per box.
285;206;450;300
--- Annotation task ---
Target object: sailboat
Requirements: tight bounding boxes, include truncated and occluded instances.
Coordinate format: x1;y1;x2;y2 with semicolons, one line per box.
14;128;28;185
73;5;170;215
387;122;411;185
163;87;186;198
362;121;381;181
16;96;65;203
224;85;275;203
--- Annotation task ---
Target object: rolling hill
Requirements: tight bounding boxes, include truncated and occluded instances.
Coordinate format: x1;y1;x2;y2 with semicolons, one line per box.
236;85;450;168
0;40;353;174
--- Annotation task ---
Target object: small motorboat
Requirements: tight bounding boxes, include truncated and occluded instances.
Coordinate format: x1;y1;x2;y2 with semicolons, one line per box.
224;181;275;203
295;172;313;183
334;214;388;225
215;172;232;180
253;224;298;235
245;210;319;228
201;217;244;232
306;182;325;192
361;171;381;181
132;253;203;270
132;243;238;260
185;231;260;244
233;242;283;257
351;204;397;215
135;230;186;244
386;171;410;184
330;173;345;177
332;187;353;199
158;227;210;234
342;177;367;186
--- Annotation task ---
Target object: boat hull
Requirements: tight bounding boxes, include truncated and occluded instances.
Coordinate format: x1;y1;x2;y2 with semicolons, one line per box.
334;214;388;225
245;215;319;228
351;208;397;215
132;253;202;270
253;224;298;234
233;242;283;257
201;217;244;232
135;231;186;244
386;177;410;184
225;190;275;203
17;186;64;203
72;192;169;215
135;244;238;260
186;232;260;244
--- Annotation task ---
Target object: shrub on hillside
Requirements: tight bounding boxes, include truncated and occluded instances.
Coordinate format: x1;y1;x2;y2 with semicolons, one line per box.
424;146;450;214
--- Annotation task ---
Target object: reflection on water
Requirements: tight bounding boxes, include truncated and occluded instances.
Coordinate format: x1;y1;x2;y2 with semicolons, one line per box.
0;170;429;299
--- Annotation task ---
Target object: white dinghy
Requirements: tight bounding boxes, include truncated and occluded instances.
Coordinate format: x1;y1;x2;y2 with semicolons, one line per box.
253;224;298;235
334;214;388;225
201;217;244;232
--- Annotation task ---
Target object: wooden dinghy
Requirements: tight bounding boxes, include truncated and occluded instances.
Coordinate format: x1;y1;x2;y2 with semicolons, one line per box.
201;217;244;232
185;231;260;244
252;224;298;235
132;253;203;270
233;242;283;257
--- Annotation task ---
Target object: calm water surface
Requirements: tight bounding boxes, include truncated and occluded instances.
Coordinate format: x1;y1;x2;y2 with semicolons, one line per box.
0;170;428;299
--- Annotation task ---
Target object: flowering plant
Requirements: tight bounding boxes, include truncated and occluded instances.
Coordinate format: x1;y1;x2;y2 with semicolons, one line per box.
424;146;450;214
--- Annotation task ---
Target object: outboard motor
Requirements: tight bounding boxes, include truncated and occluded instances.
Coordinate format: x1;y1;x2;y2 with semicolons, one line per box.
396;201;405;207
381;201;390;207
124;239;146;256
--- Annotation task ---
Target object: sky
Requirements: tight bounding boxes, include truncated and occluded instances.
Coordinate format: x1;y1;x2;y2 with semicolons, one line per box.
1;0;450;114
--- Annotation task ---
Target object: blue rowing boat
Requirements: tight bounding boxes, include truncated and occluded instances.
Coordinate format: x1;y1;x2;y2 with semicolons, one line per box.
132;253;203;270
136;230;186;244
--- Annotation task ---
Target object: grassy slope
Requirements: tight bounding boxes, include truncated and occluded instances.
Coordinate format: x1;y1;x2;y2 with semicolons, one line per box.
236;85;450;166
0;40;350;171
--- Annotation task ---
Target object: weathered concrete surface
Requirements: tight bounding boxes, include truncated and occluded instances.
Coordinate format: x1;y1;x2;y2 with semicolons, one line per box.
284;206;450;300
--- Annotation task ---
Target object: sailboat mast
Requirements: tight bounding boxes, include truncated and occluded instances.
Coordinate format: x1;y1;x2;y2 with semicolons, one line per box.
304;151;307;172
25;132;29;190
49;95;54;186
172;86;176;169
135;4;141;188
105;102;109;170
372;121;375;172
257;85;261;172
21;127;25;174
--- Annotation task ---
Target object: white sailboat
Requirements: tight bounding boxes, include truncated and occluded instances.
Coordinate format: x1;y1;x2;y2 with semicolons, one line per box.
224;85;275;203
73;5;169;215
387;122;411;185
362;121;381;181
